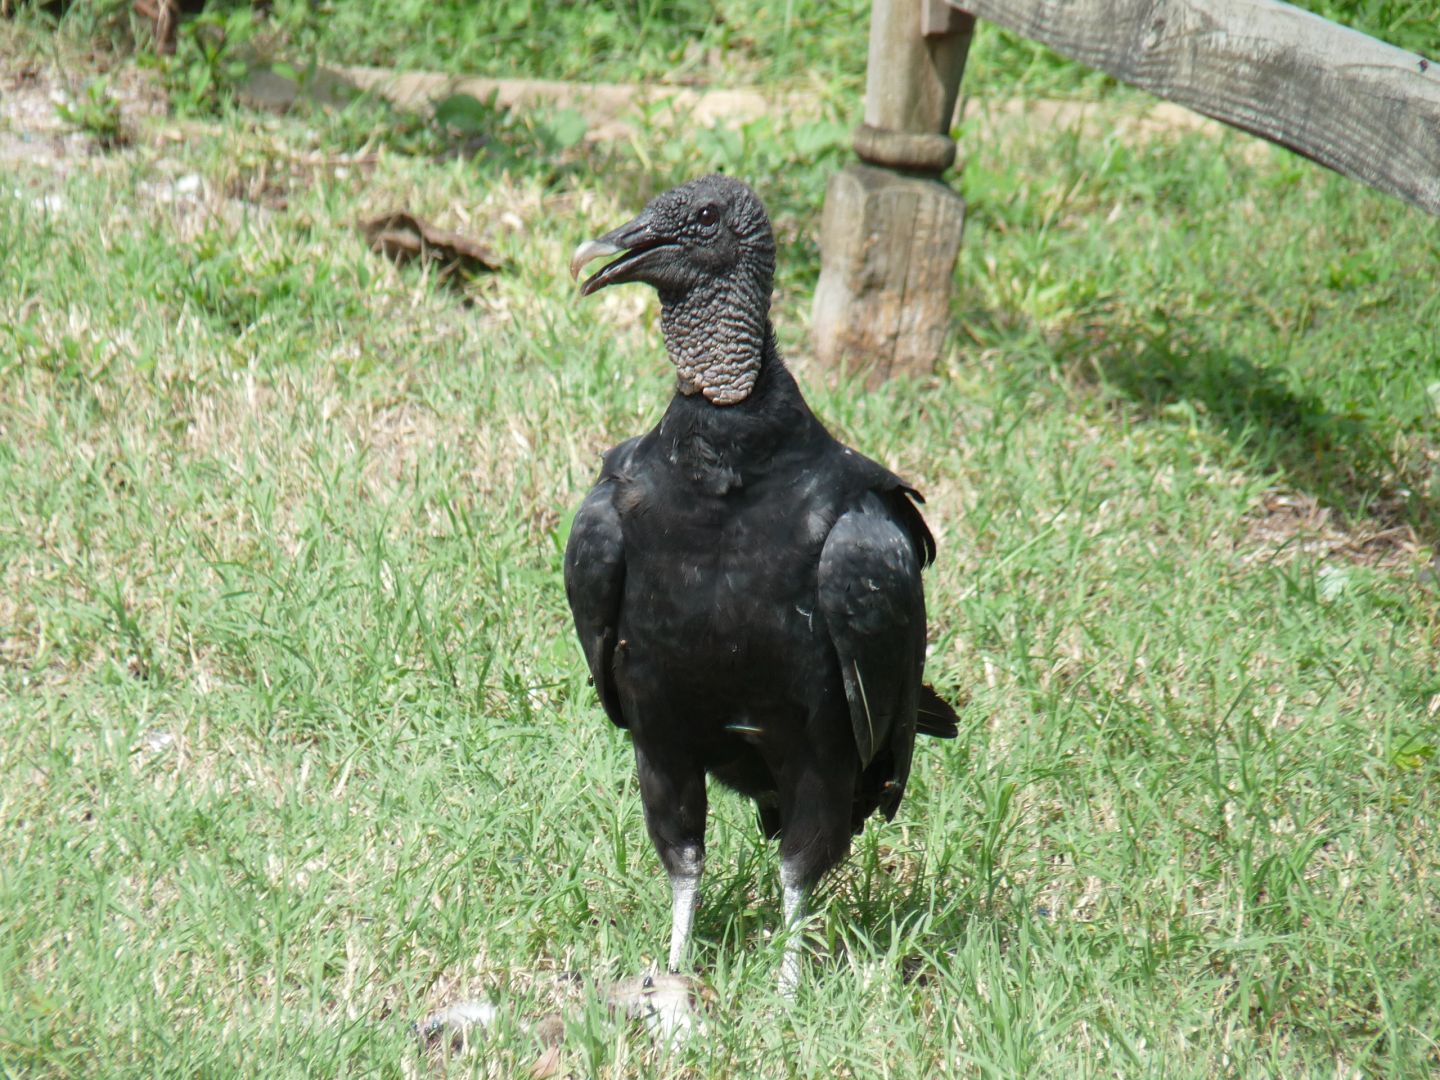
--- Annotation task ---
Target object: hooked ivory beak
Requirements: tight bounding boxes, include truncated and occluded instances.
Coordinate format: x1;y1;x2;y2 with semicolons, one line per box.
570;239;623;282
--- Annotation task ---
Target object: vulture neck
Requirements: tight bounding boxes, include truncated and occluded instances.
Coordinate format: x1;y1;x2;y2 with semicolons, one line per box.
659;274;771;407
656;323;820;495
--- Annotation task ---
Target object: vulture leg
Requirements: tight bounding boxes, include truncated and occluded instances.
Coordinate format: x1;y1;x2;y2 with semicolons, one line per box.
667;852;703;972
634;742;707;972
776;748;855;994
778;862;808;996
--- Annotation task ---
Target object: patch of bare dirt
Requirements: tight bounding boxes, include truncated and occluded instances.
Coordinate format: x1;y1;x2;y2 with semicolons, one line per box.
331;64;816;143
328;62;1234;148
0;61;167;173
4;50;1247;195
1239;490;1419;568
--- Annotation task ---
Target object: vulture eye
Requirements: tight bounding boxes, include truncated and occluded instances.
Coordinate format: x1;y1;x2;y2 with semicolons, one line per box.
696;205;719;227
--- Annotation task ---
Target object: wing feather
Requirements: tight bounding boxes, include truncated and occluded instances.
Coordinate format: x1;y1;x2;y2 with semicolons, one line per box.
564;481;628;728
817;492;926;818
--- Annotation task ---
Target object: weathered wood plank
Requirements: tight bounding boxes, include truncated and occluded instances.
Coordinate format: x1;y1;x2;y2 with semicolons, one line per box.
947;0;1440;215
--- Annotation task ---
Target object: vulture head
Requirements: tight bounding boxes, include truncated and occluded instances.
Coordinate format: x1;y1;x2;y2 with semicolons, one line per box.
570;175;777;405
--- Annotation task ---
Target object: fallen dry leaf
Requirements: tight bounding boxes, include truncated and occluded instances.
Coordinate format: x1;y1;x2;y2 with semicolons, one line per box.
360;211;500;286
527;1044;563;1079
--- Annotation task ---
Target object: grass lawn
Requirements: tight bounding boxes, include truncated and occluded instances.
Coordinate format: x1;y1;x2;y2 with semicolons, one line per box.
2;3;1439;1076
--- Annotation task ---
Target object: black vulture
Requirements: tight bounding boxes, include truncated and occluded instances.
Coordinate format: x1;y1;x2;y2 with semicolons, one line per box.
565;175;957;991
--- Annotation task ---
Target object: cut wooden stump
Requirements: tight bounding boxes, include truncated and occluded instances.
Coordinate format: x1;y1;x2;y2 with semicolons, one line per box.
811;163;966;381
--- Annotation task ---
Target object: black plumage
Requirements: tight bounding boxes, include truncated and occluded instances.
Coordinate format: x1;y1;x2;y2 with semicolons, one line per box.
565;175;957;990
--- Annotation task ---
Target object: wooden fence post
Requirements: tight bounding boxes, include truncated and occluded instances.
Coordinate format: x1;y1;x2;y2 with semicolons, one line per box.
812;0;975;379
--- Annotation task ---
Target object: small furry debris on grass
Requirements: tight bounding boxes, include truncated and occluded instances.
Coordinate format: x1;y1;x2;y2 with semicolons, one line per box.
360;212;500;287
134;729;175;754
414;997;564;1076
414;999;501;1054
414;972;710;1068
603;972;710;1040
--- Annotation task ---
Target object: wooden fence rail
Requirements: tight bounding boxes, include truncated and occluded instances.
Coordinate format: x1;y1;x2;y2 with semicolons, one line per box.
951;0;1440;215
812;0;1440;378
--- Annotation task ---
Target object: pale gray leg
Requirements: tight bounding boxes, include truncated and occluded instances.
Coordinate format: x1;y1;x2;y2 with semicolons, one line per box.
778;859;809;995
666;848;703;972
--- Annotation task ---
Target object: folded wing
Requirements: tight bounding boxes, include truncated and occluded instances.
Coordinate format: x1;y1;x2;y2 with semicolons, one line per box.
817;491;927;819
564;481;628;729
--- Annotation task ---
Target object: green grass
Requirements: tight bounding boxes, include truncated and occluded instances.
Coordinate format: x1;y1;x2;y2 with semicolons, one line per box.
23;0;1440;112
3;9;1440;1078
283;0;1440;81
246;0;1440;93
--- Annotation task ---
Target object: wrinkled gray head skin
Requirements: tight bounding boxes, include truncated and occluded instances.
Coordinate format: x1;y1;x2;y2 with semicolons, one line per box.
571;175;777;406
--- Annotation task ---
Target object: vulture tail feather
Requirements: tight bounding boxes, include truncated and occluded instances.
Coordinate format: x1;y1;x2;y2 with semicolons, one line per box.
917;684;960;739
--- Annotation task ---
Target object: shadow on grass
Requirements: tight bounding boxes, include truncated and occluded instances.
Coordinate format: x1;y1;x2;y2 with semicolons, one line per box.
1048;314;1438;545
679;862;1007;996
